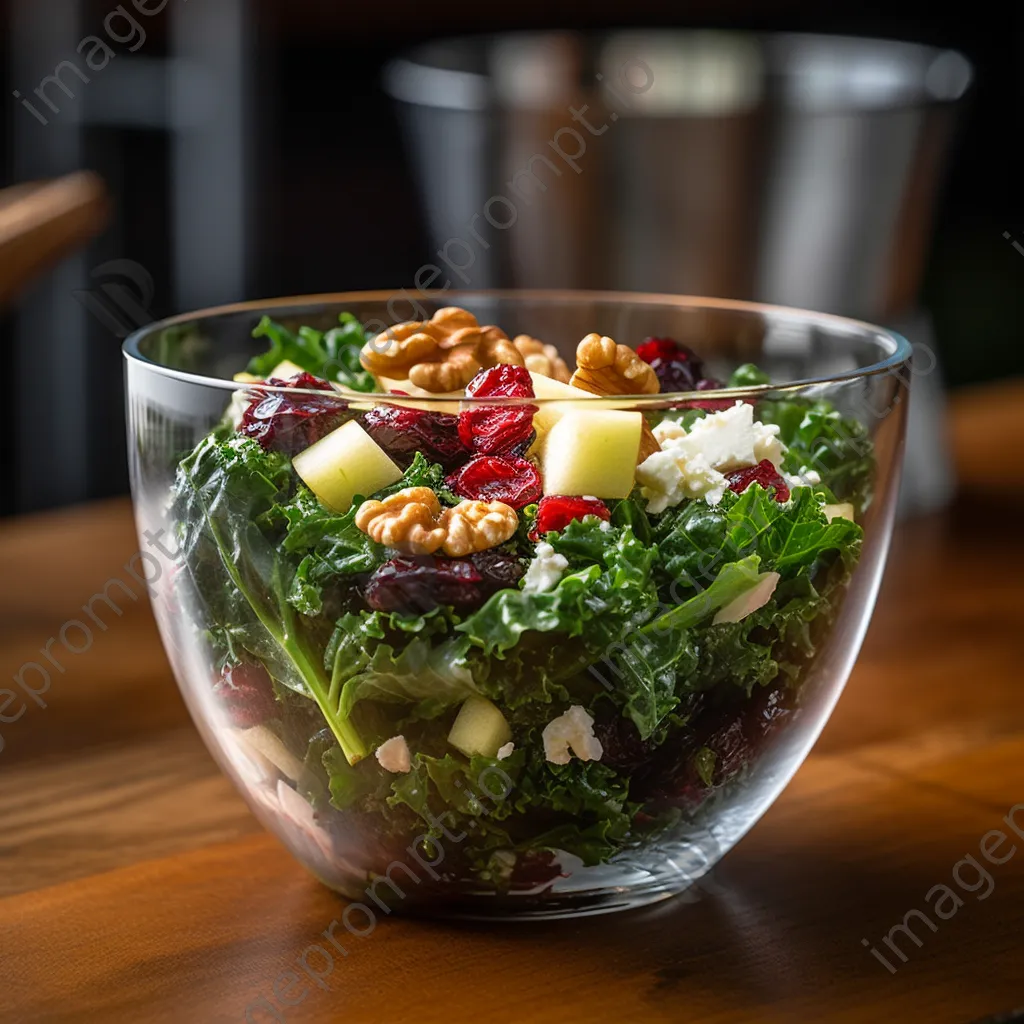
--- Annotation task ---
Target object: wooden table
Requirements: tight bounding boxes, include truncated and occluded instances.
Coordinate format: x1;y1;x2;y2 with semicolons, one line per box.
2;384;1022;1024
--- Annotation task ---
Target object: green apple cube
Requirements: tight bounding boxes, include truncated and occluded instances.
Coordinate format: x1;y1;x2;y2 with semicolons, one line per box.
823;502;855;523
292;420;402;513
448;697;512;758
528;371;597;439
542;408;642;498
269;359;306;380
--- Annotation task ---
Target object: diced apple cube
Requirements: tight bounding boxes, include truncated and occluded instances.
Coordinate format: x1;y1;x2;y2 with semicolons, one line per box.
528;371;598;439
269;359;306;380
823;502;855;523
293;419;402;513
448;697;512;758
542;409;642;498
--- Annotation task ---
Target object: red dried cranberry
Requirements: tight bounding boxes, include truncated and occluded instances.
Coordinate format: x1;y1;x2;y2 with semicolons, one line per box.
446;455;541;509
458;365;536;456
510;850;565;891
531;495;611;539
471;550;526;592
637;337;706;394
685;377;735;411
238;373;348;455
636;337;684;364
361;404;468;471
592;715;657;772
366;556;483;614
365;553;524;614
212;662;279;728
725;459;790;502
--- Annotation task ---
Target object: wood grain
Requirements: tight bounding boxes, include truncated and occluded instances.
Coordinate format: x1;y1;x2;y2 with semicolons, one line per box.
0;172;109;306
0;383;1021;1024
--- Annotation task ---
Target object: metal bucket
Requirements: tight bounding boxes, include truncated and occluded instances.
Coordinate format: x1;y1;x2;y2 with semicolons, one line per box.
384;31;971;323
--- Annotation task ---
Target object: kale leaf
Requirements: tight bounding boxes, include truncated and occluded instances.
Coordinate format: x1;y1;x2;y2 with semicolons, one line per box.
171;433;368;763
247;313;377;392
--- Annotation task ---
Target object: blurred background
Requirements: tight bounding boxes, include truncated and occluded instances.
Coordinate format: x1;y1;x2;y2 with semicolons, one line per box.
0;0;1021;517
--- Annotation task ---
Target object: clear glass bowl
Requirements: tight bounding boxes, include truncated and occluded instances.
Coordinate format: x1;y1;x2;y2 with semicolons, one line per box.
123;290;910;919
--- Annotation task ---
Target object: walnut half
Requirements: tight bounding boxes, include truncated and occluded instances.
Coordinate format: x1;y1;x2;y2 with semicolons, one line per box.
354;487;447;554
512;335;571;383
360;307;524;393
569;333;661;461
355;487;518;557
570;333;659;396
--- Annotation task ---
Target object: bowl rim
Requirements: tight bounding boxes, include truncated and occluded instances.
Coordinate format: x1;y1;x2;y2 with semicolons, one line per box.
383;30;973;116
121;288;914;404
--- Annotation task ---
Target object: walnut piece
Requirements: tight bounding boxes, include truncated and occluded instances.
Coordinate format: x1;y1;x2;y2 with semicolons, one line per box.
441;500;518;557
512;335;571;383
570;333;659;396
354;487;447;555
354;487;517;556
361;307;524;393
569;333;661;462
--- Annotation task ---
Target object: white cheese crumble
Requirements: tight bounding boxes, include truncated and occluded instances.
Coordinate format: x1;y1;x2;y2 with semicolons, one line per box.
637;448;729;511
375;735;412;773
522;541;568;594
639;402;791;513
496;741;515;760
226;389;252;429
542;706;603;764
652;419;687;444
753;421;786;469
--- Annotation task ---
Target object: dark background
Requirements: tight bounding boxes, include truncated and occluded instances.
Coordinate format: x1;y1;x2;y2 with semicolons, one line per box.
1;0;1022;517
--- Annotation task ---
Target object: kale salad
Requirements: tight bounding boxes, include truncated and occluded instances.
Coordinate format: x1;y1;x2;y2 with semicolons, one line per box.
170;306;872;892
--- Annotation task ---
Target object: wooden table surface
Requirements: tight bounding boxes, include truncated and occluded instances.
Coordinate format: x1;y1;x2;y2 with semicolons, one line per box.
1;383;1022;1024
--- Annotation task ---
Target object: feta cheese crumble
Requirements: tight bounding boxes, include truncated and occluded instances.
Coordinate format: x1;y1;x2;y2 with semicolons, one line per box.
375;735;412;773
639;401;791;513
522;541;568;594
542;705;603;764
652;419;687;444
496;741;515;760
753;421;786;469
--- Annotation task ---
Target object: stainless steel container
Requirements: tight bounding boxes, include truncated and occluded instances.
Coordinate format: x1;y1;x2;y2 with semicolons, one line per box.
384;31;971;323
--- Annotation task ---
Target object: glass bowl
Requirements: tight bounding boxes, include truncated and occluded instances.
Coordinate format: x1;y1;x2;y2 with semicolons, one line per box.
123;290;910;919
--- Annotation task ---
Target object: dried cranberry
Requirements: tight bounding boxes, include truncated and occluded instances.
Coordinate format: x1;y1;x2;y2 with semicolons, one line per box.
636;337;685;364
471;550;525;591
592;716;657;773
636;336;706;394
366;556;483;614
531;495;611;540
684;377;735;411
639;685;797;809
725;459;790;502
212;662;279;728
361;404;468;471
238;373;348;455
446;455;541;509
510;850;565;891
649;358;697;393
365;553;521;614
458;365;537;456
